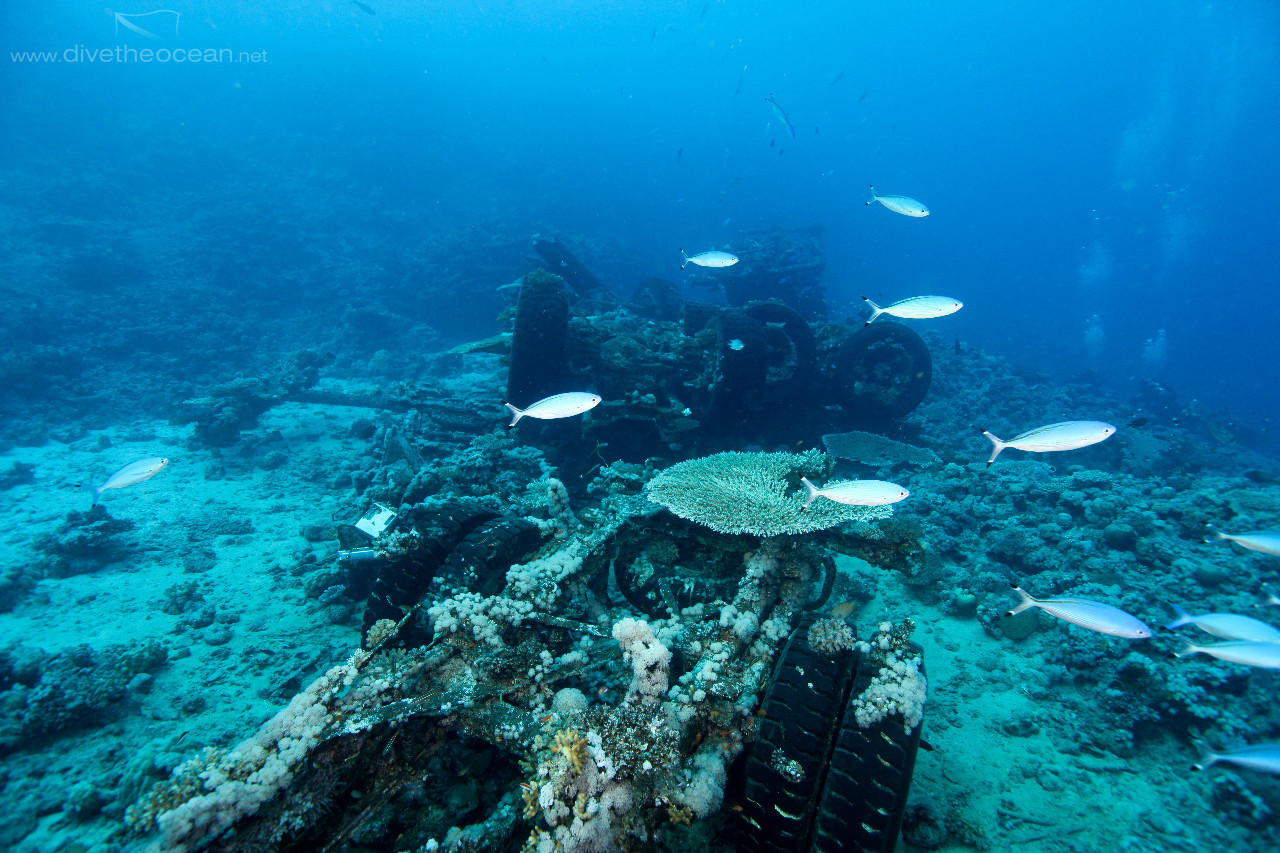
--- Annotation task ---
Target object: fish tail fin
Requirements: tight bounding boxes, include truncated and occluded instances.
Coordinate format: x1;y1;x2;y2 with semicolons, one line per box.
679;248;688;269
1173;638;1202;659
1204;524;1227;543
866;184;877;205
981;429;1006;467
1005;584;1037;617
861;295;882;326
76;482;103;507
1190;739;1218;772
1165;603;1192;630
799;476;820;509
503;401;523;430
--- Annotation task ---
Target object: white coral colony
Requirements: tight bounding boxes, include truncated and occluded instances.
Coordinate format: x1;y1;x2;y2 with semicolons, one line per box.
850;622;927;732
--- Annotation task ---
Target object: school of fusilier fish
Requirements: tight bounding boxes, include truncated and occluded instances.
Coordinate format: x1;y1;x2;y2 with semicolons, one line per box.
580;191;1280;781
83;174;1280;798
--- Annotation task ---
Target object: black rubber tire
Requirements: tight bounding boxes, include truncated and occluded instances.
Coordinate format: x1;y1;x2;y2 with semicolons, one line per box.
433;516;545;599
735;613;858;852
506;269;570;408
682;300;721;335
706;310;768;424
743;300;817;401
810;651;925;853
361;502;497;641
732;615;924;853
833;322;933;420
802;554;838;612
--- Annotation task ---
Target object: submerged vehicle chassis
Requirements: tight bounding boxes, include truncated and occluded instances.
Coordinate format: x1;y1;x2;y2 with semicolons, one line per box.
500;235;934;468
141;235;930;851
131;489;923;852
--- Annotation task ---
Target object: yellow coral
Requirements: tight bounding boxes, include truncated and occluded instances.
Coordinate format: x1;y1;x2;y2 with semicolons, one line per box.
364;618;398;650
521;782;539;820
667;803;694;826
573;792;592;821
550;728;590;774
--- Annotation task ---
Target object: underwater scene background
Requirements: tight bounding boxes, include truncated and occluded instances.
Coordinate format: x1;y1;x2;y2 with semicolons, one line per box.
2;1;1280;852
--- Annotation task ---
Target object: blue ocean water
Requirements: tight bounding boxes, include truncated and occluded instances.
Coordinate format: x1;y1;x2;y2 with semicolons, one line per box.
5;1;1278;431
3;2;1280;852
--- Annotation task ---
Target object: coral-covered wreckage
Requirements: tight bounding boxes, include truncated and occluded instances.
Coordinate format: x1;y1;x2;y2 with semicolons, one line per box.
129;232;932;852
127;477;925;851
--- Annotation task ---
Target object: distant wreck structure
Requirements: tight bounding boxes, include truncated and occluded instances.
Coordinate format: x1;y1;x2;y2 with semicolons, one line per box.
475;231;931;464
686;224;828;321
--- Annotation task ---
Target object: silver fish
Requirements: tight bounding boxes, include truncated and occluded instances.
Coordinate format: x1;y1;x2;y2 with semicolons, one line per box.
765;94;796;139
1175;638;1280;668
1206;525;1280;556
1165;604;1280;643
1005;585;1151;638
1194;742;1280;775
862;295;962;326
728;339;745;351
503;392;601;429
865;185;929;217
85;457;169;506
981;421;1116;466
680;248;739;270
800;477;909;509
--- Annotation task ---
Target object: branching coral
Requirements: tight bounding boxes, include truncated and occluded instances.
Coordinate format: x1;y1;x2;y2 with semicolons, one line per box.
551;729;590;774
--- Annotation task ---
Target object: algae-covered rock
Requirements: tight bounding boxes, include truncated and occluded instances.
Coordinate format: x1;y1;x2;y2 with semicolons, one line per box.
1;640;168;751
949;590;978;616
34;508;136;578
0;564;35;612
1102;522;1138;551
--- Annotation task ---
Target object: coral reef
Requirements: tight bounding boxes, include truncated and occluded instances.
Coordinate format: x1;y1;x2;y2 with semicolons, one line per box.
34;507;136;578
0;640;167;753
5;179;1280;853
